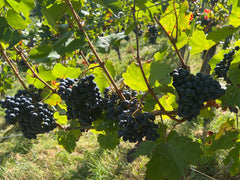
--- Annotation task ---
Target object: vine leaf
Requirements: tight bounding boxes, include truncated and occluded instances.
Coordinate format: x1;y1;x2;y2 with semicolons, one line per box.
229;6;240;27
222;85;240;108
207;26;239;44
6;9;29;29
142;94;156;112
93;0;123;15
189;30;215;55
157;93;177;111
54;112;68;125
146;131;201;180
53;31;87;56
199;107;215;119
210;131;238;151
0;17;11;41
42;1;81;32
132;141;157;159
149;61;173;86
52;63;81;79
228;54;240;85
95;32;126;54
223;143;240;176
214;118;235;140
97;132;119;150
29;44;53;59
57;129;81;153
88;64;110;93
122;62;150;91
26;65;56;89
44;94;62;106
9;30;26;48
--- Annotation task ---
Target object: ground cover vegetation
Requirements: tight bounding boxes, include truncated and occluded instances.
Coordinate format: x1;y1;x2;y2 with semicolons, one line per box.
1;0;240;179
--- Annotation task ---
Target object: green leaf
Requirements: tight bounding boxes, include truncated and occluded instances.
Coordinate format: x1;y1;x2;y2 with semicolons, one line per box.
26;65;56;89
142;94;156;112
207;26;239;44
210;131;238;150
8;30;26;48
223;143;240;176
88;64;109;93
214;118;235;140
189;30;216;55
222;85;240;108
124;23;135;35
132;141;157;159
6;9;28;29
0;1;5;10
146;131;201;180
53;31;87;55
52;63;81;79
97;132;119;149
228;54;240;85
154;85;175;95
0;17;10;41
97;0;123;15
29;44;53;59
199;107;215;119
149;61;173;86
95;32;126;53
57;129;81;153
175;32;188;50
44;94;62;106
158;93;177;111
105;60;116;79
229;6;240;27
122;62;150;91
6;0;35;18
54;112;68;125
41;1;82;32
154;49;167;61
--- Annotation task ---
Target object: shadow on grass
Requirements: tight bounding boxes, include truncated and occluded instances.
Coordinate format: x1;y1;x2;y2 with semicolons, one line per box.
68;147;130;180
0;136;33;165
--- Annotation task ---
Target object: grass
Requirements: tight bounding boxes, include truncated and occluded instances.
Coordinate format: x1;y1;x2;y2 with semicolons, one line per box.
0;131;149;180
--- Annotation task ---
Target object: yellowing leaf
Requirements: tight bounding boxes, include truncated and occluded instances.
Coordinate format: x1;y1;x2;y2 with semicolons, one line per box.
122;62;150;91
189;30;216;55
215;119;235;140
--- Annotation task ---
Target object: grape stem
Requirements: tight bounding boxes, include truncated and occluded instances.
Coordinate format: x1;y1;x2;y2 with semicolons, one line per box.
79;51;90;66
154;16;187;69
13;46;57;93
0;44;29;90
65;0;126;101
132;2;182;123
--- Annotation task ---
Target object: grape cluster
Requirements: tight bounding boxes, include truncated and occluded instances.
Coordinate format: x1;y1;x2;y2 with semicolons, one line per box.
118;112;159;142
58;75;103;126
103;88;159;142
0;87;56;139
172;68;225;121
133;28;144;37
214;46;239;83
148;25;158;44
102;88;138;121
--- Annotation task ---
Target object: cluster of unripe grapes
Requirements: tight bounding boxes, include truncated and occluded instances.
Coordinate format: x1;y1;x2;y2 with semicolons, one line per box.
0;85;56;139
171;68;225;121
214;46;239;83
